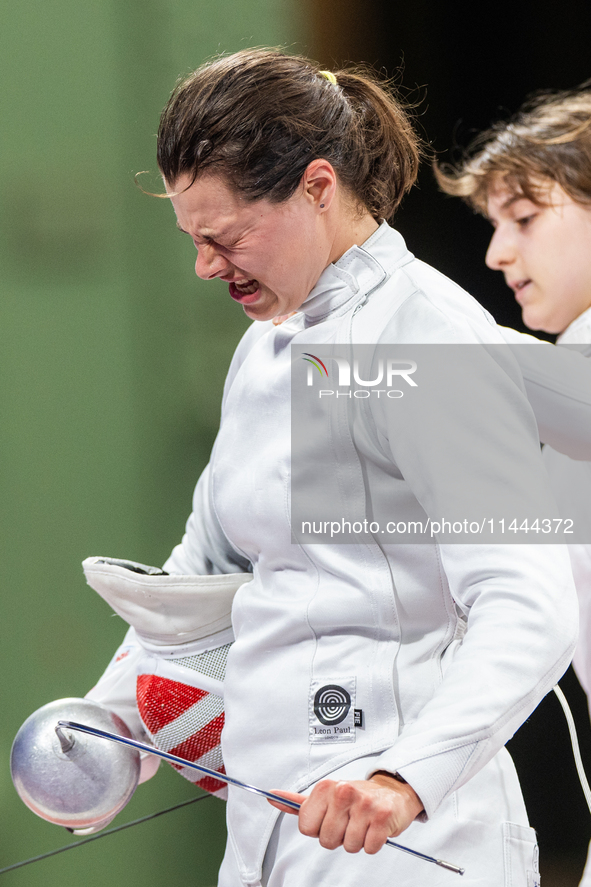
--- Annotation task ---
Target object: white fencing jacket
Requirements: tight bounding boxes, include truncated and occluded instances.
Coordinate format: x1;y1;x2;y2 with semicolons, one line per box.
542;307;591;887
160;223;579;885
89;223;591;885
543;306;591;696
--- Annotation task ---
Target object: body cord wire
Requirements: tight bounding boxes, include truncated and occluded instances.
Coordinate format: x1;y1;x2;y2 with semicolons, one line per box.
554;684;591;814
0;792;211;876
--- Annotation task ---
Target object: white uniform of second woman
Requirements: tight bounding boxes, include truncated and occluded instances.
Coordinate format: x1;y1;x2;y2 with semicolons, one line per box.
542;306;591;887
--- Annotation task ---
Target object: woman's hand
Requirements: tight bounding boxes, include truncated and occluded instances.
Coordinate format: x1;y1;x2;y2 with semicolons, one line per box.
268;772;424;854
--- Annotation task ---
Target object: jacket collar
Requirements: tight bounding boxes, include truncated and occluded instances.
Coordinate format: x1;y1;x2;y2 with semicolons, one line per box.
300;221;412;324
558;304;591;345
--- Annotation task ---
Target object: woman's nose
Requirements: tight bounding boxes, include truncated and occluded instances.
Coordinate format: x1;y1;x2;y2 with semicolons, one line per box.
485;226;515;271
194;243;231;280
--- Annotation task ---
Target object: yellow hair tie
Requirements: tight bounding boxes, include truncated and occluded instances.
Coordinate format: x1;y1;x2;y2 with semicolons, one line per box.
319;70;337;85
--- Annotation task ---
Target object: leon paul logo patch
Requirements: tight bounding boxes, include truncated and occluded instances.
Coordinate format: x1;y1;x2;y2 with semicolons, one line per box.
314;685;351;725
309;678;356;743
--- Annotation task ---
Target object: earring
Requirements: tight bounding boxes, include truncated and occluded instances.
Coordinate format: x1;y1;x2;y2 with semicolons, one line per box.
320;203;325;208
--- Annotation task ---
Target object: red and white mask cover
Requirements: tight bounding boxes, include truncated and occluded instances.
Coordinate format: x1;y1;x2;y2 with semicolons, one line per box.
83;557;250;799
136;641;232;798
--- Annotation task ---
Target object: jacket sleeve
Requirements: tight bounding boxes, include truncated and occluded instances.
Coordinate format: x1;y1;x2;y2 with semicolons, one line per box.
366;336;578;817
163;462;251;575
85;626;160;784
163;321;272;575
499;325;591;460
369;544;577;817
84;326;270;780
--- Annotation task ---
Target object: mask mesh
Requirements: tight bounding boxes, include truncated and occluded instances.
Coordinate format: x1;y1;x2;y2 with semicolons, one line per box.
175;643;232;682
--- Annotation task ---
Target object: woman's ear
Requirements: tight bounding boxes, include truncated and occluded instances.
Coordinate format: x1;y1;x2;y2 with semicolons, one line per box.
302;159;337;212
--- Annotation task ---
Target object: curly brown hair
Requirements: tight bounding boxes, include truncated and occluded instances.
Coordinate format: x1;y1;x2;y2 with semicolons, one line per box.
435;86;591;214
156;48;422;222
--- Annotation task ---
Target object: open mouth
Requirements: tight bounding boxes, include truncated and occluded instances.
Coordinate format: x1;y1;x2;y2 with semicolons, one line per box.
512;279;531;292
510;279;532;303
229;279;261;305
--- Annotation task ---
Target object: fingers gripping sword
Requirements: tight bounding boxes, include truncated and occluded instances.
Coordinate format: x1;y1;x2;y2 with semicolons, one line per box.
58;720;465;876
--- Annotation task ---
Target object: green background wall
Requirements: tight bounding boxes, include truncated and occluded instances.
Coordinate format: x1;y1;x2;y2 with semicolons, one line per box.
0;3;304;884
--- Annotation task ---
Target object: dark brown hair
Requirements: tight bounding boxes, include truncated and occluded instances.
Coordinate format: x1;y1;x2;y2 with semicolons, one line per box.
157;48;422;221
435;86;591;214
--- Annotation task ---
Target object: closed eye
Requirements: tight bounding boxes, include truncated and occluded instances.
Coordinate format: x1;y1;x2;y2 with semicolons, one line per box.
191;235;222;250
196;235;238;251
174;221;238;251
516;214;536;228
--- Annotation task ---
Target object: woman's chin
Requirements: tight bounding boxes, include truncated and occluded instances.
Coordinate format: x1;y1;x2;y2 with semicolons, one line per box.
522;308;564;335
242;294;282;322
243;302;275;321
241;289;302;322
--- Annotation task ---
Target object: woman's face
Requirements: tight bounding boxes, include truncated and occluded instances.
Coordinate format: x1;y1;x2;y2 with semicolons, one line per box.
166;171;339;321
485;180;591;334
